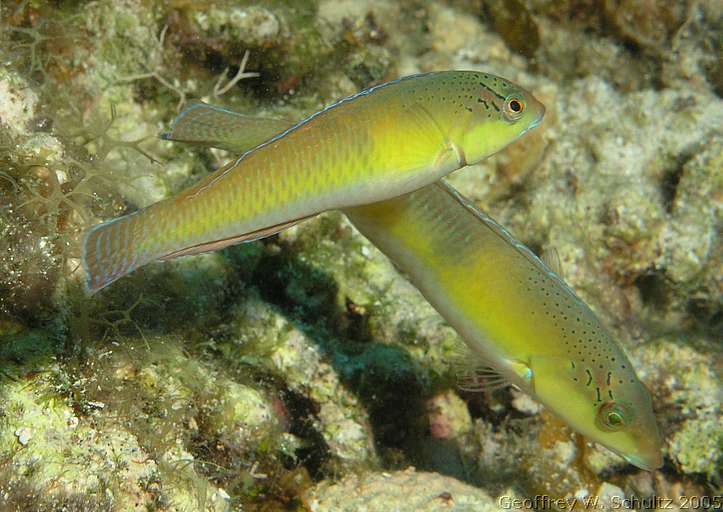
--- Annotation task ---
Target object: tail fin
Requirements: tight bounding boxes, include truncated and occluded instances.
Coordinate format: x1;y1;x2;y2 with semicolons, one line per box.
81;210;148;294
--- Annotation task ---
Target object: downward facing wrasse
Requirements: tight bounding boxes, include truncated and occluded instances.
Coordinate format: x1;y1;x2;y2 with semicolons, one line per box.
345;183;662;471
81;71;544;292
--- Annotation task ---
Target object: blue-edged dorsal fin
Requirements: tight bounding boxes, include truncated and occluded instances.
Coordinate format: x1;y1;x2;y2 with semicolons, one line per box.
161;101;290;153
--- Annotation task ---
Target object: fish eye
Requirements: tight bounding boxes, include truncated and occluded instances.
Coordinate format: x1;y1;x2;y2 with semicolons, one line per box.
503;95;525;122
596;401;633;432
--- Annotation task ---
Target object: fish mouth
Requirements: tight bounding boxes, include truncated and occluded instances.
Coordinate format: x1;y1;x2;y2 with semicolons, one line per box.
518;117;543;138
519;106;545;137
622;452;663;471
529;104;545;130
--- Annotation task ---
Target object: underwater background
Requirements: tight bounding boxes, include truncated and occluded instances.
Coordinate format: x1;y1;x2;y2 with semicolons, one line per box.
0;0;720;510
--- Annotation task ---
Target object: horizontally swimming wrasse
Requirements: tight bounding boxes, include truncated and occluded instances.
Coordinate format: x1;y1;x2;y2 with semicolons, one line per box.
82;71;544;292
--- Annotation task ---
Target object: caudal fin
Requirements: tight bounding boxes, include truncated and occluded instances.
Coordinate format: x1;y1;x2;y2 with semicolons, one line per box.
81;205;307;293
81;210;148;294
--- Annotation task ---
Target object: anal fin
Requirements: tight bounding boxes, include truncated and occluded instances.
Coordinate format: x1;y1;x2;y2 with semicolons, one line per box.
159;215;312;260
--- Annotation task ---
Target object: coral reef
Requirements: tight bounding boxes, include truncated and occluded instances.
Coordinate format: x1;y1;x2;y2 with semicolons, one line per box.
0;0;720;510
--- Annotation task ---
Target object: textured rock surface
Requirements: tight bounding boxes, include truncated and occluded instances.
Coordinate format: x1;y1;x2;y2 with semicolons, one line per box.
306;467;501;511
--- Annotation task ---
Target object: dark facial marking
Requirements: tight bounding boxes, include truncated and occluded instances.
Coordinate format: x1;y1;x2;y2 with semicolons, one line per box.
478;82;506;101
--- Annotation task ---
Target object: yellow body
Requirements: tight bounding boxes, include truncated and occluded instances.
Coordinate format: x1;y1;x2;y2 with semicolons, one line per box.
82;71;544;292
346;182;662;470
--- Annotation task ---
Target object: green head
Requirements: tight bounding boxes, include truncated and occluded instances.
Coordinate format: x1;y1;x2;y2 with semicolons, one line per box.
528;317;663;470
426;71;546;164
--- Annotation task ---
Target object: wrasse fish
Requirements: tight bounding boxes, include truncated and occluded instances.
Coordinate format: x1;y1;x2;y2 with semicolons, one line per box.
346;183;662;471
126;89;661;470
82;71;544;292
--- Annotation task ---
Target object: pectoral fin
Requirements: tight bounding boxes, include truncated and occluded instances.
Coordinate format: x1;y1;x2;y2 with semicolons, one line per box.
395;103;463;173
450;344;534;393
450;345;507;392
454;363;510;393
541;246;563;278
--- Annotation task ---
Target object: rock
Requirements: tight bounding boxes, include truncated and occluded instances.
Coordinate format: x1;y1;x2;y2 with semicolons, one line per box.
306;467;500;511
225;295;378;468
482;0;541;58
634;338;721;481
0;68;38;137
427;390;473;440
192;5;281;48
486;76;721;331
602;0;690;51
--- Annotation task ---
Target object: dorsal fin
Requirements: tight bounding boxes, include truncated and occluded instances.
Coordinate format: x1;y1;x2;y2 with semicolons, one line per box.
161;102;291;153
435;180;585;308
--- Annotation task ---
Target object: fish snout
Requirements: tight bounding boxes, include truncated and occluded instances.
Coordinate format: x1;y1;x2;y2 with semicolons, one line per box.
623;450;663;471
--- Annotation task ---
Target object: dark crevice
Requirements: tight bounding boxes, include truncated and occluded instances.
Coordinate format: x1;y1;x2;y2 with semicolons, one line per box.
687;297;722;336
661;147;698;213
634;271;670;310
244;239;436;474
661;166;684;213
281;388;332;479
